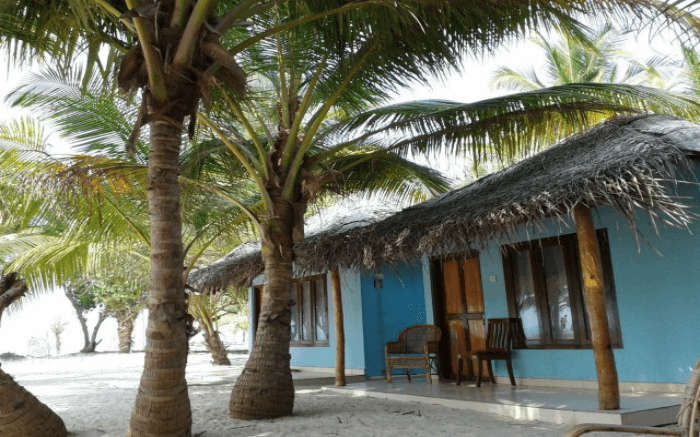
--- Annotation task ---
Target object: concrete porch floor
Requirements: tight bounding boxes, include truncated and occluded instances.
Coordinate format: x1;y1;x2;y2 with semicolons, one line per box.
324;379;682;426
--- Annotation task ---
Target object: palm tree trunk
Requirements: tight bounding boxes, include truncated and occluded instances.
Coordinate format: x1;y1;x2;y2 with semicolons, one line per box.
203;327;230;365
128;116;191;436
0;366;67;437
116;311;136;353
229;198;295;419
573;205;620;410
0;273;27;326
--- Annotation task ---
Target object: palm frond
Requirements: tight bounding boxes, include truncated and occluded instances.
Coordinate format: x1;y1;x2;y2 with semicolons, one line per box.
319;147;452;204
336;83;700;164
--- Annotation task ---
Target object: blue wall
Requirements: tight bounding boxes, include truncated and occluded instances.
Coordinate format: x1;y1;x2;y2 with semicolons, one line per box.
479;166;700;384
250;268;366;372
360;262;429;377
289;268;366;371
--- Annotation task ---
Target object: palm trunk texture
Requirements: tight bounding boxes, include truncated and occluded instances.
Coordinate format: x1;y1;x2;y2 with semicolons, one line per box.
229;198;295;419
128;116;191;436
0;367;67;437
0;273;27;325
203;328;231;365
117;311;136;353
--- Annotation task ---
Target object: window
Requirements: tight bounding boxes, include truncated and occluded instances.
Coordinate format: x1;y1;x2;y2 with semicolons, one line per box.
290;275;329;346
502;230;622;349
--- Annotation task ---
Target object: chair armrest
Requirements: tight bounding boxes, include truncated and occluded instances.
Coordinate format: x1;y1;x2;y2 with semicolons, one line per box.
385;341;402;355
564;424;681;437
424;341;440;355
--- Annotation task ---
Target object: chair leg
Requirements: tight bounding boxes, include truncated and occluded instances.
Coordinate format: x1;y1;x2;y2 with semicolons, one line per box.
426;359;432;384
457;355;463;386
386;359;392;383
487;360;496;384
476;357;482;387
506;357;516;386
406;369;411;383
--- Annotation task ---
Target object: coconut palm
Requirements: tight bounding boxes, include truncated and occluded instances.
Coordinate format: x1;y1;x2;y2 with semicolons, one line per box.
0;120;70;437
187;290;243;365
491;25;677;91
2;0;699;432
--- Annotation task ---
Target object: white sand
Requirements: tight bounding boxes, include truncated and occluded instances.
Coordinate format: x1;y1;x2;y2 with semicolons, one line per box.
2;352;569;436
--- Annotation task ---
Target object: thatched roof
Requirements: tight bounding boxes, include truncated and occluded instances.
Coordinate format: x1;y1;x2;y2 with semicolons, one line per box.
190;115;700;291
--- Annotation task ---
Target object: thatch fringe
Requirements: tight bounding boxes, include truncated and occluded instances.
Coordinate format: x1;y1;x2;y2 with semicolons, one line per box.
190;115;699;292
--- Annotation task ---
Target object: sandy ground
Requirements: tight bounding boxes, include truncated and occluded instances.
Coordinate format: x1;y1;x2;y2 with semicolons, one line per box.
2;352;570;437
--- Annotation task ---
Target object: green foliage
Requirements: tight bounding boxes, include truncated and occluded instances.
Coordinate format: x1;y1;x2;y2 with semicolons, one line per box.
0;0;126;69
681;46;700;96
92;279;144;314
491;25;694;92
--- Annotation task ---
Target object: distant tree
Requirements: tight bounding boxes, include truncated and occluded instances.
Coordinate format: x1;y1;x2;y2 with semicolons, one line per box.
49;319;67;355
93;275;146;354
63;279;107;353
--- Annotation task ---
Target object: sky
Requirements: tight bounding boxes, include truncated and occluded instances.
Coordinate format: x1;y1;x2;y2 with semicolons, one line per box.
0;23;688;356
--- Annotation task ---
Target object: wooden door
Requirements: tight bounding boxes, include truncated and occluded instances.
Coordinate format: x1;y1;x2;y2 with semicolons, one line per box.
435;255;486;380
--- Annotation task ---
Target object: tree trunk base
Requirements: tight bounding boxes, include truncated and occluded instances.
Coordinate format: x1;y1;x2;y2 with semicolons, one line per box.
229;363;294;419
230;198;296;420
0;367;67;437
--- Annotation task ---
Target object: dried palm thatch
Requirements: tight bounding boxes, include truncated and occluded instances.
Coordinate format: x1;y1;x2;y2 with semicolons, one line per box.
190;115;700;292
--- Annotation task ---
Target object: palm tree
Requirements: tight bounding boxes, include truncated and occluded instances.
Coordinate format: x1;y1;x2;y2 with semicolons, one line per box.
194;6;699;419
491;25;676;91
0;368;68;437
0;120;69;437
187;290;241;365
2;0;698;432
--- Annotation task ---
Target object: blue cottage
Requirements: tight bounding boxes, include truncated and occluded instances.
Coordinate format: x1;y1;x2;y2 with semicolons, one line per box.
191;115;700;391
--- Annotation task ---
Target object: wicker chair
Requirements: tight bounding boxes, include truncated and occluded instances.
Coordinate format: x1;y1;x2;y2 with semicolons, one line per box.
385;324;441;384
564;360;700;437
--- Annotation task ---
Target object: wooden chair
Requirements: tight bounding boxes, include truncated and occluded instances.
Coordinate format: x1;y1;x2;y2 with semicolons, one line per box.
565;360;700;437
457;318;517;387
385;324;441;384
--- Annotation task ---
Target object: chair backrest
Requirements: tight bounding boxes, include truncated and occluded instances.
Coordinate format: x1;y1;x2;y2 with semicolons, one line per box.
677;360;700;435
485;318;514;350
398;325;441;354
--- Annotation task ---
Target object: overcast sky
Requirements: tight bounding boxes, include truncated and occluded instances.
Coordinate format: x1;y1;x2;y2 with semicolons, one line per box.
0;24;687;356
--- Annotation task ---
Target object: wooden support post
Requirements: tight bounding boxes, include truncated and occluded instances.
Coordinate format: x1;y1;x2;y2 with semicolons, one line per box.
573;205;620;410
331;269;346;386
